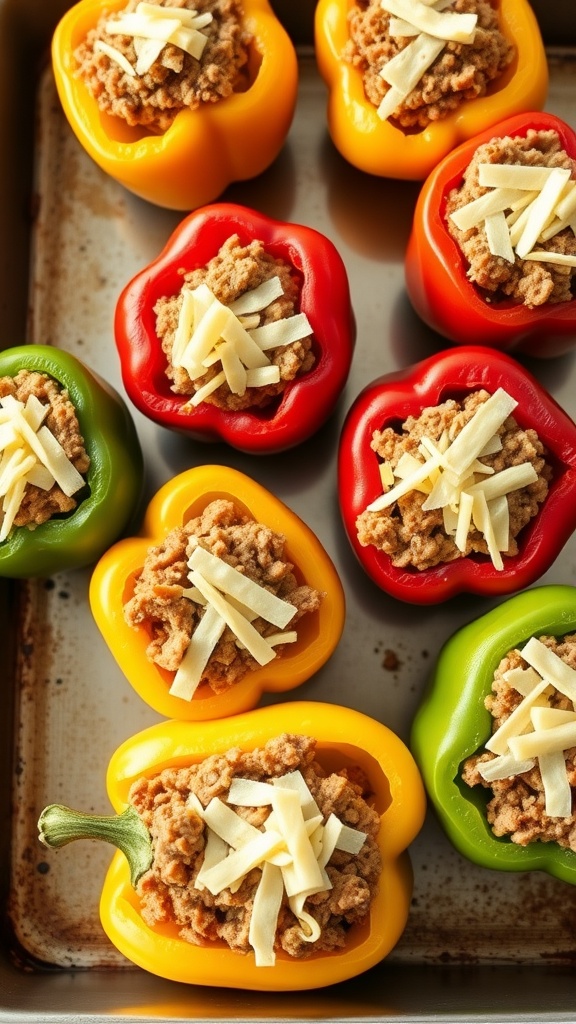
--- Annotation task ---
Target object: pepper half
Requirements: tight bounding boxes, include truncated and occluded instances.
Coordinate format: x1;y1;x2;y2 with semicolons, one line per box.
314;0;548;183
38;701;426;989
51;0;298;210
114;202;356;453
89;464;346;719
405;111;576;357
0;345;143;578
410;585;576;883
338;345;576;604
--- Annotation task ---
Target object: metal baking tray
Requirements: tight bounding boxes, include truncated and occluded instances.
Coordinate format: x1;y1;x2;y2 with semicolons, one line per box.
2;1;576;1020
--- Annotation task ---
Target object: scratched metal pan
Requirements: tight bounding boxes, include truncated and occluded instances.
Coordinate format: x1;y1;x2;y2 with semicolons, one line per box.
2;1;576;1021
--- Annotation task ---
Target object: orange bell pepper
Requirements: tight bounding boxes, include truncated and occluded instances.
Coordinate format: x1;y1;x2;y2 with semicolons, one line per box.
89;465;345;720
51;0;298;210
38;702;426;990
314;0;548;181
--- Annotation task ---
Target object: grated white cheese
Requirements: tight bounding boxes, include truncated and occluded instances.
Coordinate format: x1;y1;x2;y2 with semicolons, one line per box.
189;768;368;965
0;391;86;543
363;388;537;570
188;546;297;628
94;39;136;76
103;2;213;76
375;0;477;122
450;159;576;269
172;276;312;401
381;0;477;43
475;636;576;819
169;544;299;700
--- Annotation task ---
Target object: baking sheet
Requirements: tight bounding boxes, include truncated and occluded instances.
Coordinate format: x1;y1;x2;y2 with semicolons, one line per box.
3;3;576;1020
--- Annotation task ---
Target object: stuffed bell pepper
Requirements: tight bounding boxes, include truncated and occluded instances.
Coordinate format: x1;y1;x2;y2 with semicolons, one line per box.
411;585;576;884
38;701;426;990
314;0;547;182
338;345;576;604
89;464;345;719
0;345;143;578
51;0;298;210
405;111;576;356
114;202;356;453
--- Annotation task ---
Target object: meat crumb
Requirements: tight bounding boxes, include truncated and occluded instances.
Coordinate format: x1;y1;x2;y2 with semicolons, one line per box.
356;390;551;571
154;234;315;411
124;499;323;692
130;733;382;958
0;370;90;532
343;0;514;130
446;129;576;307
74;0;251;132
462;634;576;850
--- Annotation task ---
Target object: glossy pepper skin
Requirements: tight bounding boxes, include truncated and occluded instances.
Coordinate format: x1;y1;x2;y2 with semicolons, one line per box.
89;464;346;720
411;585;576;884
0;345;143;579
314;0;548;183
338;345;576;605
51;0;298;210
114;202;356;453
405;112;576;357
101;702;426;990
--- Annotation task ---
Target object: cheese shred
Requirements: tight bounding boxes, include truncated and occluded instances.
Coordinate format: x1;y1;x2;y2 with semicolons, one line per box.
474;636;576;819
172;275;312;401
187;769;368;966
363;388;539;570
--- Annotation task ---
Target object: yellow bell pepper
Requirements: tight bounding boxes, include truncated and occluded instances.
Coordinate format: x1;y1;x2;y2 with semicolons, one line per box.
38;702;426;990
89;465;346;720
51;0;298;210
314;0;549;181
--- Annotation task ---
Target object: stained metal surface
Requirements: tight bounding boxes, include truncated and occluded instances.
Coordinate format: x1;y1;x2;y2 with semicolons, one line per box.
2;2;576;1020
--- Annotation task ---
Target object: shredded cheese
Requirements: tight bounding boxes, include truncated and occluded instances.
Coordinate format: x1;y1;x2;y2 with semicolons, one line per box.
0;391;86;542
450;159;576;268
188;769;368;966
102;2;212;76
363;388;538;570
171;276;312;402
168;544;299;701
375;0;477;121
188;546;297;629
475;636;576;819
381;0;477;43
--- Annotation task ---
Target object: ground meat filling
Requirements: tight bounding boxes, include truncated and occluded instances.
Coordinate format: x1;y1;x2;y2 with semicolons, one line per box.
154;235;315;412
0;370;90;532
130;733;382;958
343;0;514;130
356;390;551;571
462;635;576;850
74;0;250;133
124;499;323;692
446;130;576;307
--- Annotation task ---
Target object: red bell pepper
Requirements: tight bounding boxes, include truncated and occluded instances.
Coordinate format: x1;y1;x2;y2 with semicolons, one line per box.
338;345;576;604
405;112;576;358
114;202;355;454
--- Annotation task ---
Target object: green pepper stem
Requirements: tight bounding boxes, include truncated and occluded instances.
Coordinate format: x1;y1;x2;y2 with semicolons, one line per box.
38;803;152;887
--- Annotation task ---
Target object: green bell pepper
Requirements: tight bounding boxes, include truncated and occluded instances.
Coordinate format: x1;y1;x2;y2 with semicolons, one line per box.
411;585;576;884
0;345;143;578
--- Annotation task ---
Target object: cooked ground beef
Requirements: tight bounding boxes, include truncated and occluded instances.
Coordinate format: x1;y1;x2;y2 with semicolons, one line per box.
155;235;315;411
462;635;576;850
124;499;322;692
356;389;551;571
0;370;90;533
446;129;576;307
130;733;382;958
343;0;513;130
74;0;250;133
